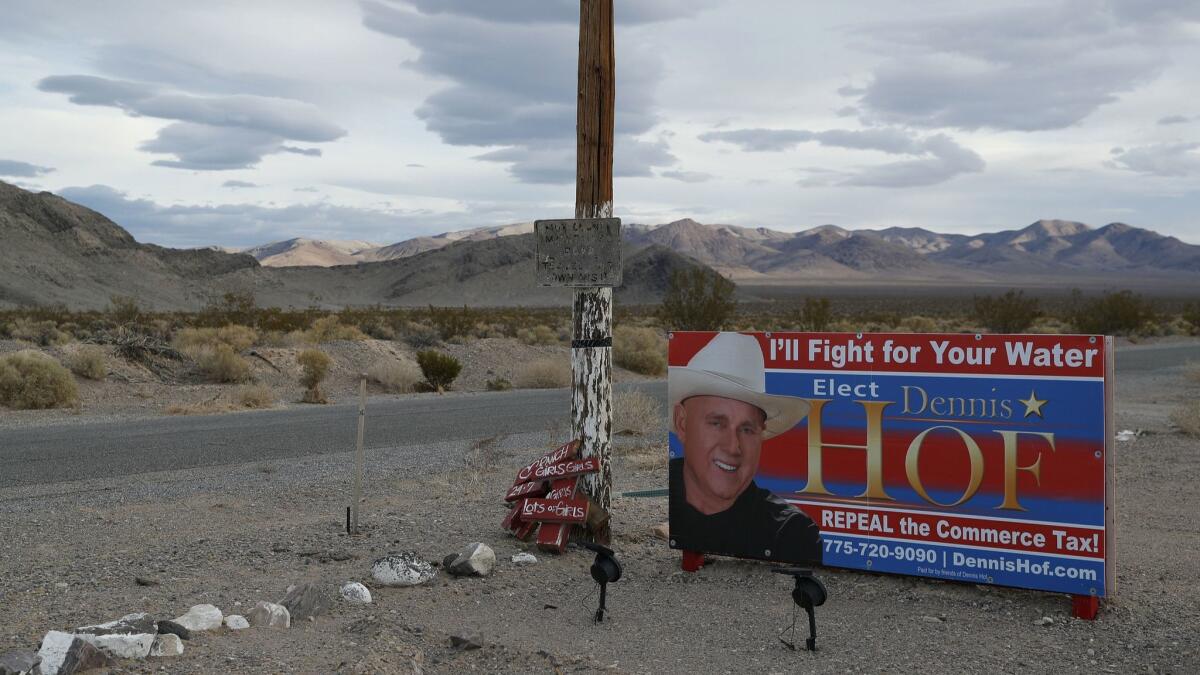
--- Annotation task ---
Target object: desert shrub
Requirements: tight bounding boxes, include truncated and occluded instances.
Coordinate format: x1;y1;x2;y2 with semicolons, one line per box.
0;350;79;409
66;346;107;380
304;316;368;343
428;305;476;340
793;297;833;331
174;325;258;352
899;315;939;333
614;389;663;437
659;268;737;331
973;290;1041;333
1068;289;1156;336
235;384;275;409
8;318;71;346
1183;302;1200;335
191;344;251;383
297;349;332;403
402;322;441;349
368;358;421;393
1171;401;1200;437
197;291;256;328
108;294;142;325
614;326;666;375
517;324;559;346
416;350;462;391
515;358;571;389
485;376;512;391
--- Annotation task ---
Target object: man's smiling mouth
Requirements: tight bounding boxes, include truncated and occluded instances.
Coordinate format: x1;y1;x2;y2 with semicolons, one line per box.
713;459;738;473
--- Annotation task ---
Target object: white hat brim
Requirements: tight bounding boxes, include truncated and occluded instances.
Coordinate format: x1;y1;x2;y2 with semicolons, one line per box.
668;366;810;440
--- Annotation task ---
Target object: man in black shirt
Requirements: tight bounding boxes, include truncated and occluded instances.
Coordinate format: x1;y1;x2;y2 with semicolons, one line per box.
669;333;822;564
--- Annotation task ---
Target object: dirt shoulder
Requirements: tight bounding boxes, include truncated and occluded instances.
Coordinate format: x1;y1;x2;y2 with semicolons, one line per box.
1;418;1198;673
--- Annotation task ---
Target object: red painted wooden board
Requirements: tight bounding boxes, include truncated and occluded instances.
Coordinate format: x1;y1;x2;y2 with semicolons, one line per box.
521;498;589;524
525;456;600;483
537;478;579;552
512;439;580;486
505;479;549;502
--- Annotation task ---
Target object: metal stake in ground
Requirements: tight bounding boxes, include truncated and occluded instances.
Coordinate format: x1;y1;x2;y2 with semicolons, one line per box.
352;373;366;534
574;0;616;532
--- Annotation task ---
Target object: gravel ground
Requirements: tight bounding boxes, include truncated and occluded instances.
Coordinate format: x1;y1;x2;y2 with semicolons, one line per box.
0;350;1197;673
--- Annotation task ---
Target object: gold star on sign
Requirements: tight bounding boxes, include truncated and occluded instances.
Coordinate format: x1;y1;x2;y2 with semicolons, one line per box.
1019;390;1048;418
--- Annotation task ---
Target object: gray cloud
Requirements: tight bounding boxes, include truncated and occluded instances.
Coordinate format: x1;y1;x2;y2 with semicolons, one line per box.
1108;142;1200;176
222;180;259;189
282;146;322;157
38;75;344;170
661;170;714;183
0;159;55;177
1157;114;1191;125
93;44;304;98
703;126;983;188
846;1;1197;131
361;1;679;182
397;0;718;25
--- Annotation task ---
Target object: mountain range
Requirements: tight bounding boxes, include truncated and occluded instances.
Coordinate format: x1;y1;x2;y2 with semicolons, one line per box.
1;179;1196;310
239;217;1200;284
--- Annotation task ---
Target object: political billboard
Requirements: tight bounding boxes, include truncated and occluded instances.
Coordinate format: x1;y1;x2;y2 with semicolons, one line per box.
668;331;1114;598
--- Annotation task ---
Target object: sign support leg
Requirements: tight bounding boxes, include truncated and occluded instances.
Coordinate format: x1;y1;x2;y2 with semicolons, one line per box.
681;550;705;572
1071;594;1099;620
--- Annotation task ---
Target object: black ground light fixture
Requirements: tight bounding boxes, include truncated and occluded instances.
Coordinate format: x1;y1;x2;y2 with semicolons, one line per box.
773;567;828;651
583;542;622;622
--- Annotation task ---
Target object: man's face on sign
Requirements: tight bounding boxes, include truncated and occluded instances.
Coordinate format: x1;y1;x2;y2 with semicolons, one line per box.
674;395;766;515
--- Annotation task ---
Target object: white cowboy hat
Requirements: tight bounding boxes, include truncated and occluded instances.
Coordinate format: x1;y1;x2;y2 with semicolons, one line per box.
669;332;809;439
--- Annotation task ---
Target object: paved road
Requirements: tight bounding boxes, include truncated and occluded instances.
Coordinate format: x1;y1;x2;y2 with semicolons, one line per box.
2;340;1196;490
0;382;667;489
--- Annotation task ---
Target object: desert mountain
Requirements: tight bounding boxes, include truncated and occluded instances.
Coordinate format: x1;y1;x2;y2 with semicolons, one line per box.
243;238;381;267
245;223;535;267
623;217;1200;281
0;182;707;309
0;181;257;308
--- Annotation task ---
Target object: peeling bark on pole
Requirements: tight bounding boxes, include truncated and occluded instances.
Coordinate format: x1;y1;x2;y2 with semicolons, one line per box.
574;0;615;525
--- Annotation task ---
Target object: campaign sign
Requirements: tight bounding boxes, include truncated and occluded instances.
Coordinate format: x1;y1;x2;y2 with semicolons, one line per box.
668;331;1114;598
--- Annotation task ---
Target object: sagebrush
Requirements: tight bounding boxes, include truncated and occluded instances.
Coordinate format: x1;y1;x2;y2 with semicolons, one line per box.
0;350;78;409
298;349;332;403
66;346;107;380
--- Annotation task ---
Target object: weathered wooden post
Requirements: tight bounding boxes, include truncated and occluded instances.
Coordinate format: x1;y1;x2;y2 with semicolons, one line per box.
573;0;615;533
534;0;617;544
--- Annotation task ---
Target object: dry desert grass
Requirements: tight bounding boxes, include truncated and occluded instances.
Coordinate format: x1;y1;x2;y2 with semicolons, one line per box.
514;358;571;389
367;358;422;393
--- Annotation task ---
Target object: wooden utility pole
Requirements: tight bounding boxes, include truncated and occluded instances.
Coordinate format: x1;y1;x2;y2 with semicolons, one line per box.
573;0;615;521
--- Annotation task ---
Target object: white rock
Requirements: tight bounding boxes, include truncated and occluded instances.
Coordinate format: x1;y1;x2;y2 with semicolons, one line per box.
246;601;291;628
372;552;437;587
76;633;155;660
224;615;250;630
36;631;74;675
340;582;372;604
447;543;496;577
149;634;184;657
172;604;223;632
511;552;538;565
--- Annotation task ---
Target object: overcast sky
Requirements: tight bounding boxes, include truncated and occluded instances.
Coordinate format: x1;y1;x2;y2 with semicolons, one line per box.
2;0;1198;248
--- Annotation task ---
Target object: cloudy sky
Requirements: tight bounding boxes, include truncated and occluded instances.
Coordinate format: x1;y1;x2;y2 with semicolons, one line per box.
2;0;1198;248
